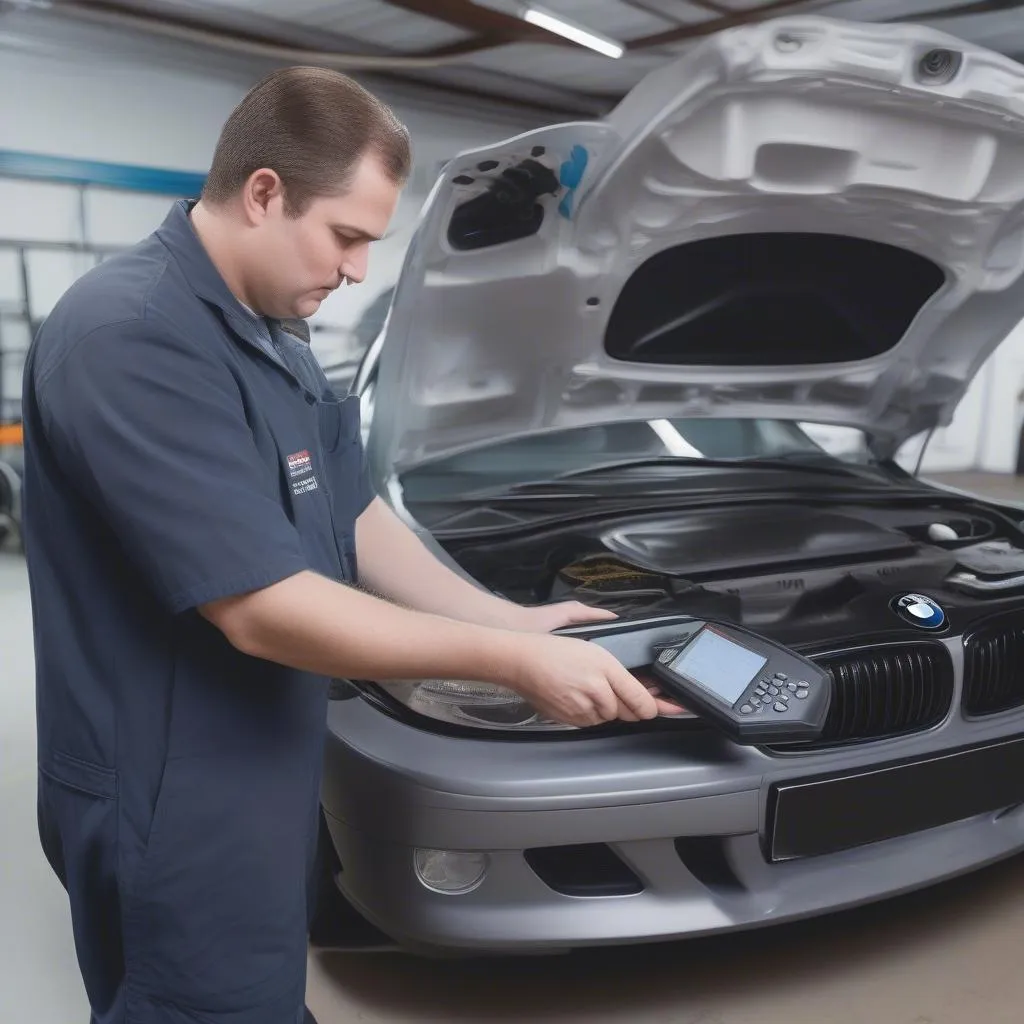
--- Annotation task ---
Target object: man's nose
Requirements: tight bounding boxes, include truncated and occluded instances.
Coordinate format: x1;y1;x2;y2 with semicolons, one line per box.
341;250;368;286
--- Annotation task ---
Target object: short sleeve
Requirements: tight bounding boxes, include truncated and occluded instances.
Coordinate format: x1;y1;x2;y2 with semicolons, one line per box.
36;320;310;613
353;427;376;518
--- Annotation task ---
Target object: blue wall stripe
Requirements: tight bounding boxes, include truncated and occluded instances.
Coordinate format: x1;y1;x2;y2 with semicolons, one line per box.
0;149;206;196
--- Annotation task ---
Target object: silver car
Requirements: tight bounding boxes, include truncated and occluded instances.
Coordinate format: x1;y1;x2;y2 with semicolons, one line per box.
312;15;1024;956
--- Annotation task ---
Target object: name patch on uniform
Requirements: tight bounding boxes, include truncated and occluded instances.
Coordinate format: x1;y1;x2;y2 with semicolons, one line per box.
286;450;319;496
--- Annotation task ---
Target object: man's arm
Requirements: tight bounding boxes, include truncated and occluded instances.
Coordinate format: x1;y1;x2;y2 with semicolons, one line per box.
199;570;680;727
355;497;614;632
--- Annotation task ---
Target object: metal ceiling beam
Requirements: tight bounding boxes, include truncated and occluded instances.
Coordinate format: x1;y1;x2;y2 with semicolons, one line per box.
31;0;612;116
378;0;571;47
687;1;734;14
627;0;819;48
619;0;730;19
51;0;485;64
415;34;512;58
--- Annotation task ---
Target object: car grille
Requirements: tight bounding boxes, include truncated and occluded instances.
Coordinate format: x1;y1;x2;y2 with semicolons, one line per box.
781;642;953;748
963;618;1024;717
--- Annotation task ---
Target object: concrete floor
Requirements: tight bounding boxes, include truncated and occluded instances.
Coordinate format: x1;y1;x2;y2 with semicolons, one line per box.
6;472;1024;1022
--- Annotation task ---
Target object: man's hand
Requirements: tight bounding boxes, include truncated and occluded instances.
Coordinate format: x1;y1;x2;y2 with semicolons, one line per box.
510;600;619;634
505;606;687;722
508;633;668;727
508;602;689;719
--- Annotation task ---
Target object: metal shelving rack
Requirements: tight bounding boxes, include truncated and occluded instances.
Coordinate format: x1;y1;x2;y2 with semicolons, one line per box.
1;236;120;417
0;178;124;548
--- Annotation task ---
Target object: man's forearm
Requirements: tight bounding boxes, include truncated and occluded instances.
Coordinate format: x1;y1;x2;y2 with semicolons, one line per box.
354;497;528;628
202;569;525;685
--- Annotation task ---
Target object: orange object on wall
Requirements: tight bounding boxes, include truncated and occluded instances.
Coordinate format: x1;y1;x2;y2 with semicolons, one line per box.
0;423;23;446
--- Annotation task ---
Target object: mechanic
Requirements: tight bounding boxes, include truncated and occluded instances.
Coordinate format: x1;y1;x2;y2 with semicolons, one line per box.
21;67;678;1024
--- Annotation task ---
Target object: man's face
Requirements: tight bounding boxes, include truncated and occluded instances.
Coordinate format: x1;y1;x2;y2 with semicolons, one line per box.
247;153;401;319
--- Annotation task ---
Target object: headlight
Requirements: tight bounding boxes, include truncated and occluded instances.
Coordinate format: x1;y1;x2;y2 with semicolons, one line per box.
373;678;573;731
367;671;695;732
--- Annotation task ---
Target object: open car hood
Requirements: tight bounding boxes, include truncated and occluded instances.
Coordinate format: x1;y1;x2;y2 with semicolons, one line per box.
368;16;1024;477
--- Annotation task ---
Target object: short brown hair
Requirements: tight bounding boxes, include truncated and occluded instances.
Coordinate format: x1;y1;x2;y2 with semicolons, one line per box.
202;66;411;215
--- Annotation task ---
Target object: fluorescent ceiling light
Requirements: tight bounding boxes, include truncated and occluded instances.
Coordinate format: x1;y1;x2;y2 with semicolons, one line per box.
522;6;625;59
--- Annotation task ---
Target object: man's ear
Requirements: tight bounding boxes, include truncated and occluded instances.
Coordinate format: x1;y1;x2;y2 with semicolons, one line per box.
241;169;284;224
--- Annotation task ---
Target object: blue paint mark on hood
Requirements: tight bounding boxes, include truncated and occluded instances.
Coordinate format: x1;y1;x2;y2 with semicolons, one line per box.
558;145;589;219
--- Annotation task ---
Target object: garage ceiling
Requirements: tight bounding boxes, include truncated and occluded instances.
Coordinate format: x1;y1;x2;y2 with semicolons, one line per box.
8;0;1024;115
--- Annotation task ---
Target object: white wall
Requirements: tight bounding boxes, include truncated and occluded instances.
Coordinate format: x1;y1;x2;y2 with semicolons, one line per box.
0;50;246;174
976;319;1024;473
895;364;989;474
891;320;1024;476
0;23;549;366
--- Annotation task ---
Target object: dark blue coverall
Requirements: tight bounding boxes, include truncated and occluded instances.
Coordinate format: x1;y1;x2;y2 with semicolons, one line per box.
21;199;372;1023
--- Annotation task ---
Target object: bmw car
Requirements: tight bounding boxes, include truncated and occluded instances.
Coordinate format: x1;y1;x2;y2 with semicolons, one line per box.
312;16;1024;956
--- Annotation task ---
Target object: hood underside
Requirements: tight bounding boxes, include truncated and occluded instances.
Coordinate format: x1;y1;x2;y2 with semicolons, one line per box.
369;16;1024;477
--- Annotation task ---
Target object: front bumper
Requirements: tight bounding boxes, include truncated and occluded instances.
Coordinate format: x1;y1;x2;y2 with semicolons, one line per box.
321;655;1024;954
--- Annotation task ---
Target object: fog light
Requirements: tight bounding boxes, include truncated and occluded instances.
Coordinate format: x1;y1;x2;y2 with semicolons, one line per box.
414;848;489;894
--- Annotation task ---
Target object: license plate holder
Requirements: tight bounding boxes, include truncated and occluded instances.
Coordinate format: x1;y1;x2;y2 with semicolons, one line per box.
767;737;1024;862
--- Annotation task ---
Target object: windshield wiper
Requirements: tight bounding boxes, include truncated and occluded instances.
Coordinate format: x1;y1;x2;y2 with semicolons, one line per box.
551;453;878;482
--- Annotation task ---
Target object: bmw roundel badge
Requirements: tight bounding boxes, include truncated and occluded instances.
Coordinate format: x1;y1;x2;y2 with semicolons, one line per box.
892;593;946;630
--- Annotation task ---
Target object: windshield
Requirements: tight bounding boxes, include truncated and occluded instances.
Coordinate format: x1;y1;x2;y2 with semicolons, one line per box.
400;418;878;500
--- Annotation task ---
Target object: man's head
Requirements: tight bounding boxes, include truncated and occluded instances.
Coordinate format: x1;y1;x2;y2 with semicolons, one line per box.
196;66;411;319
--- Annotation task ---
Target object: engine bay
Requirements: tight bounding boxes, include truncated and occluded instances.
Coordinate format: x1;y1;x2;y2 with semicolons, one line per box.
440;497;1024;649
